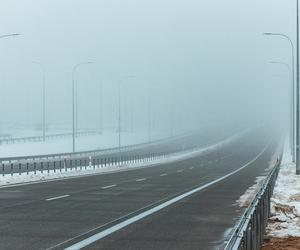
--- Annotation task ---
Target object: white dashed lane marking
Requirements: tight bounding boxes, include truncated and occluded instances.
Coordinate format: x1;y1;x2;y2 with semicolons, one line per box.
136;178;147;182
46;195;70;201
101;185;117;190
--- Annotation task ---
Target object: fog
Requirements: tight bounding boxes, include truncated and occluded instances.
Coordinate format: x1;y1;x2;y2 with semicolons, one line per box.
0;0;293;152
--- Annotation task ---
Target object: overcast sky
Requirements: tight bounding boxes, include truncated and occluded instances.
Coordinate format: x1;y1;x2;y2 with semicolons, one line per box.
0;0;295;133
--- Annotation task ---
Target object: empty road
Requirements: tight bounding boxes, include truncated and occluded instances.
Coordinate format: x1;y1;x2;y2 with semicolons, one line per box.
0;127;282;250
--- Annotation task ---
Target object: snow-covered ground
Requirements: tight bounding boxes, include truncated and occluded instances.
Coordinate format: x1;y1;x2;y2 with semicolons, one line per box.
265;141;300;237
0;129;246;186
0;127;71;138
236;142;282;208
0;128;171;158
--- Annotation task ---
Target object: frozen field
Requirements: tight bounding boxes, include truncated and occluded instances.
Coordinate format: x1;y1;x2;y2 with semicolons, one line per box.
0;128;174;158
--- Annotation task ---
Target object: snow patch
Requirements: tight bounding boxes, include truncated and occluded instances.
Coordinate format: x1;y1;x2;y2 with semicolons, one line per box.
236;141;282;208
266;140;300;238
237;176;266;208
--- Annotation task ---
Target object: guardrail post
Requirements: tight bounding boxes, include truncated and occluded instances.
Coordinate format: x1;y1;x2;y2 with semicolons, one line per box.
253;213;257;250
10;163;13;176
84;158;87;170
89;157;92;167
19;163;21;175
34;162;36;175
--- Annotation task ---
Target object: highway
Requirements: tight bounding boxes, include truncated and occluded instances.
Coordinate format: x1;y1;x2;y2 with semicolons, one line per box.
0;127;282;250
0;127;235;175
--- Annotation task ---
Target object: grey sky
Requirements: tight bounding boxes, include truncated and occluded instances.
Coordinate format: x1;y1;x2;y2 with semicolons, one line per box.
0;0;295;132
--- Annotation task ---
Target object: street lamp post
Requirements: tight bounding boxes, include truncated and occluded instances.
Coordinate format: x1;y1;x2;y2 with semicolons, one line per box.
296;0;300;174
170;96;175;137
72;62;93;153
148;95;152;143
118;83;121;150
270;61;294;154
0;33;21;135
32;62;46;142
263;32;296;163
99;81;103;134
147;84;153;143
118;76;135;150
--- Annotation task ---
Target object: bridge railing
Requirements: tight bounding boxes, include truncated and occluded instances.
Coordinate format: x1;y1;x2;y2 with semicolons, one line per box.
224;153;282;250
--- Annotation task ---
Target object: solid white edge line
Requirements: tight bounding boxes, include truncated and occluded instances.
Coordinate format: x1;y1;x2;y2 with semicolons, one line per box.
135;178;147;182
64;141;271;250
46;195;70;201
101;185;117;189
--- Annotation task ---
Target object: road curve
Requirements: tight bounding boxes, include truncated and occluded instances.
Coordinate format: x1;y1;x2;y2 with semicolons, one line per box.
0;127;282;250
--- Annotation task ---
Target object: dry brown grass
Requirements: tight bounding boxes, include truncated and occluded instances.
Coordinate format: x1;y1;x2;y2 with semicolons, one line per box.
261;237;300;250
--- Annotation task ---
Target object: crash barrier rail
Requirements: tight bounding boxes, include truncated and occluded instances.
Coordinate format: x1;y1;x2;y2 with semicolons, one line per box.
0;128;247;177
0;131;194;163
0;131;203;176
224;153;283;250
0;149;181;177
0;134;12;140
0;130;99;145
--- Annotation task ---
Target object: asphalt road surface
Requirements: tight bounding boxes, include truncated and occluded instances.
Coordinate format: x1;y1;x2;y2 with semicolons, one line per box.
0;127;282;250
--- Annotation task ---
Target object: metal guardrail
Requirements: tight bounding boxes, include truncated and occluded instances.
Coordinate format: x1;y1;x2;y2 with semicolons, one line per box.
224;153;283;250
1;150;177;177
0;134;12;140
0;128;248;179
0;131;200;176
0;130;99;145
0;131;193;163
